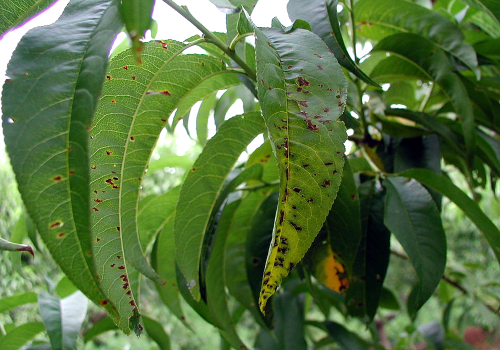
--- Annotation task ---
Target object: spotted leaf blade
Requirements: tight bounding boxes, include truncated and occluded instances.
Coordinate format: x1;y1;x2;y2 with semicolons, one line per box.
175;112;265;301
2;0;124;330
0;237;33;256
254;23;347;313
90;40;238;328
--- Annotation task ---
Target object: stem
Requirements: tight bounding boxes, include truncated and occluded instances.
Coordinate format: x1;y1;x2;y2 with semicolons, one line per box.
229;32;254;51
419;83;435;112
163;0;257;81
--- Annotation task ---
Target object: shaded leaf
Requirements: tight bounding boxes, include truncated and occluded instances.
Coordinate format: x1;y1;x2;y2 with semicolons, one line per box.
460;0;500;27
38;292;88;350
252;17;348;313
1;0;123;328
0;292;37;313
287;0;378;86
143;316;171;350
0;0;57;38
175;112;265;300
119;0;154;61
383;177;446;316
323;321;370;350
0;322;45;350
83;317;118;343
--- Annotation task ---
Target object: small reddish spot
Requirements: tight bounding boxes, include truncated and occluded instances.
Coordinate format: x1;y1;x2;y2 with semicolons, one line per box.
297;77;310;86
318;65;323;70
325;162;334;166
318;84;324;88
100;300;108;306
161;91;171;95
94;199;103;203
53;176;62;181
69;170;75;175
117;255;122;259
93;190;98;194
117;226;121;231
111;99;117;103
333;170;338;174
130;136;135;142
123;65;128;70
303;164;310;168
111;264;116;267
106;75;111;81
307;198;314;203
324;108;330;112
91;165;97;169
327;88;333;91
287;65;294;69
130;300;136;306
123;283;129;289
50;221;61;229
118;266;125;269
126;290;132;295
113;177;119;181
351;194;356;200
314;53;322;58
161;118;167;122
298;100;308;107
279;210;285;225
57;232;66;238
97;238;101;242
293;187;302;193
92;207;99;211
290;222;302;231
321;179;331;187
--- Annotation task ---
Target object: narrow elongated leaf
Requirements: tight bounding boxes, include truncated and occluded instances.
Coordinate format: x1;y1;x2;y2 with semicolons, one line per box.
0;237;33;256
400;168;500;266
1;0;124;329
83;317;118;343
368;55;431;83
206;200;248;349
0;0;57;37
460;0;500;27
38;292;88;350
0;322;45;350
287;0;378;86
373;33;475;163
143;316;171;350
355;0;479;77
253;18;347;313
323;321;370;350
175;112;265;300
383;177;447;316
90;41;239;318
119;0;154;59
0;292;37;313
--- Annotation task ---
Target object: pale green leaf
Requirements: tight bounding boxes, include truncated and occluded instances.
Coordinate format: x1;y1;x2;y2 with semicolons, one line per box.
0;322;45;350
0;0;57;38
0;292;37;313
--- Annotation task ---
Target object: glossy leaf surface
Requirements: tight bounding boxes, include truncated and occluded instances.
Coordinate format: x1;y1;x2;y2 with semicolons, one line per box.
254;20;347;313
384;177;446;316
175;112;265;300
1;0;124;329
0;0;57;37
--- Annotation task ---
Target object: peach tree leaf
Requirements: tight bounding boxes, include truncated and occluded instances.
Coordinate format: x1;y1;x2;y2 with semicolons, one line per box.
252;17;348;313
0;0;57;38
1;0;125;332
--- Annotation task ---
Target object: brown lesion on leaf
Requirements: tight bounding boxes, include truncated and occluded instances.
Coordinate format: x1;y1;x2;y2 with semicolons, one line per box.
279;210;285;225
106;150;112;156
53;176;62;182
50;221;62;229
297;77;310;86
111;99;117;103
94;199;103;203
123;65;128;70
57;232;66;239
106;75;112;81
92;207;99;211
321;179;331;187
290;222;302;231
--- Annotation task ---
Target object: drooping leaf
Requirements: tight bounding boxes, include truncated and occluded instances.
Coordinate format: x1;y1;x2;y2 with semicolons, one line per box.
196;93;217;146
38;292;88;350
1;0;124;329
0;0;57;38
119;0;154;61
0;292;37;313
206;200;248;350
368;55;431;83
175;112;265;300
383;177;447;316
400;168;500;267
345;180;390;320
287;0;378;86
0;322;45;350
373;33;476;163
323;321;371;350
252;17;348;313
90;40;240;316
83;317;118;343
143;316;171;350
355;0;479;77
460;0;500;27
0;237;33;256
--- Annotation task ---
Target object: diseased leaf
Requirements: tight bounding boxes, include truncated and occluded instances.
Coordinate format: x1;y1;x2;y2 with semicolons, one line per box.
400;168;500;267
175;112;265;300
38;292;88;350
355;0;479;77
252;17;347;313
119;0;154;61
0;0;57;38
383;177;447;316
0;322;45;350
90;40;240;318
287;0;378;86
1;0;124;330
0;237;33;256
373;33;476;163
0;292;37;313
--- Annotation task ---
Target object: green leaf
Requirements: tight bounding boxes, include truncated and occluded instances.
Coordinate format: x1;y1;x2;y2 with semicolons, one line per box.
459;0;500;27
196;93;217;146
378;288;400;310
90;41;239;316
399;168;500;269
209;0;259;14
38;292;88;350
253;19;347;313
214;87;239;130
0;0;57;38
55;277;78;299
346;180;390;320
323;321;370;350
2;0;123;327
373;33;476;163
0;292;37;313
143;316;171;350
175;112;265;300
0;322;45;350
119;0;154;60
355;0;479;77
83;317;118;343
287;0;378;86
148;188;188;324
383;177;447;316
206;200;248;349
368;55;431;83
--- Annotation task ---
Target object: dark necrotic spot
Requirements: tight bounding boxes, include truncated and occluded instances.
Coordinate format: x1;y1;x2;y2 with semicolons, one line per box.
279;210;285;225
321;179;331;187
297;77;310;86
290;222;302;231
118;266;125;270
293;187;302;193
252;257;260;265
